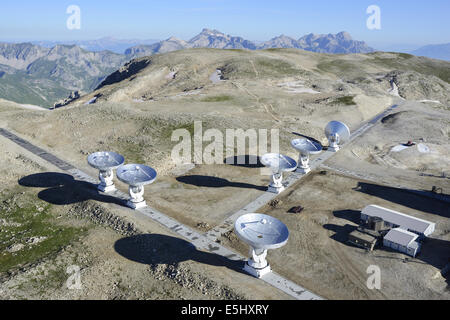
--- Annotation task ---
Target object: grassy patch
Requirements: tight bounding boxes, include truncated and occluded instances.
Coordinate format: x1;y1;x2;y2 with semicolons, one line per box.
116;120;197;162
331;95;356;106
254;58;300;77
0;194;87;275
116;140;147;164
394;52;414;59
317;60;357;74
201;95;233;103
368;53;450;84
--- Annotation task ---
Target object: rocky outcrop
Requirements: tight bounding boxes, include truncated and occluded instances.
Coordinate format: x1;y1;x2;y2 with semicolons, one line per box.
53;91;80;109
95;57;151;90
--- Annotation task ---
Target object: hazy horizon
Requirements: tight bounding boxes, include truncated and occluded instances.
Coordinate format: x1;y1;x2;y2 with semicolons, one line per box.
1;30;448;54
1;0;449;49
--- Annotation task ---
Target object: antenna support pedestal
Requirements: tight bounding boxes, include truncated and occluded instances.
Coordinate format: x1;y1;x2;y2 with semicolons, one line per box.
268;172;284;194
328;133;340;152
98;169;116;193
328;145;340;152
296;152;311;174
126;185;147;209
244;247;271;278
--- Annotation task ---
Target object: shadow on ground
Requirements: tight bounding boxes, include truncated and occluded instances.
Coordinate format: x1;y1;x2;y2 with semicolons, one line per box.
18;172;125;206
114;234;246;274
323;223;357;245
223;155;264;168
354;182;450;218
333;209;362;224
176;175;266;191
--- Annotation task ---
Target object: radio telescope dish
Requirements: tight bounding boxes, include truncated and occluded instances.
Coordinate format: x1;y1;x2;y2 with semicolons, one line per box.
117;164;157;209
325;121;350;152
260;153;297;194
291;138;322;174
87;151;125;192
234;213;289;278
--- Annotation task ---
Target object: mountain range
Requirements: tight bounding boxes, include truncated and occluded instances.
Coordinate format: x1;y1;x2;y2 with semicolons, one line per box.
412;43;450;61
2;28;448;107
30;37;160;54
125;29;374;58
0;29;376;106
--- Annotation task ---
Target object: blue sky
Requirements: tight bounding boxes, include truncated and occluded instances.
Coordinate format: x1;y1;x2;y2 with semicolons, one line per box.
1;0;449;49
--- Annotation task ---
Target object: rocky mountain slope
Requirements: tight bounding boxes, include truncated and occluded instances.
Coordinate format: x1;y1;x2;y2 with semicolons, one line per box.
0;43;127;106
84;49;449;109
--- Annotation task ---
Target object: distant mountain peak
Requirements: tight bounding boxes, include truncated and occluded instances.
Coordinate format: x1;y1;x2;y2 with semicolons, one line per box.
412;43;450;61
336;31;353;41
201;28;224;35
166;36;184;42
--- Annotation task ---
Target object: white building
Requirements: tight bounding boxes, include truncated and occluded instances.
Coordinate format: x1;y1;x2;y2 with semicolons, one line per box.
361;205;435;238
383;228;421;257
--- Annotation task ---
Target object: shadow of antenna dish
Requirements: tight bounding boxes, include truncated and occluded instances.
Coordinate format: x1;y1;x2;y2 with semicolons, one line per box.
291;138;322;174
87;151;125;193
324;121;350;152
234;213;289;278
117;164;157;210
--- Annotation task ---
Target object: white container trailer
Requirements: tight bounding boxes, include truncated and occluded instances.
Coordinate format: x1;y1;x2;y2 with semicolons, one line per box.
383;228;421;257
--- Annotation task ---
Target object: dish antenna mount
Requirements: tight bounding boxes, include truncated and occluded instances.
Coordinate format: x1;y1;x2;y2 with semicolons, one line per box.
291;138;322;174
324;121;350;152
116;164;157;209
260;153;297;194
87;151;125;192
234;213;289;278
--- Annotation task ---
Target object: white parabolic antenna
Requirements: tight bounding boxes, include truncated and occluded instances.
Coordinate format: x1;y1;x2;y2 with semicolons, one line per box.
291;138;322;174
235;213;289;278
324;121;350;152
87;151;125;192
117;164;157;209
260;153;297;194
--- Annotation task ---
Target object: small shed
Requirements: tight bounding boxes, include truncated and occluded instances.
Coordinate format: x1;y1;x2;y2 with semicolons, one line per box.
348;229;378;251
